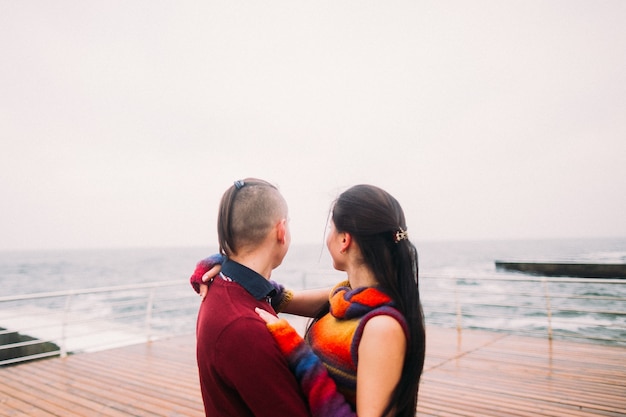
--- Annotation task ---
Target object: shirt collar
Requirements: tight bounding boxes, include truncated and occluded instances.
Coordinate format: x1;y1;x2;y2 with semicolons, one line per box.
220;259;276;300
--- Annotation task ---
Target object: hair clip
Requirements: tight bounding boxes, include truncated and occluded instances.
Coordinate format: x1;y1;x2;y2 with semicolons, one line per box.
394;228;409;243
234;180;245;190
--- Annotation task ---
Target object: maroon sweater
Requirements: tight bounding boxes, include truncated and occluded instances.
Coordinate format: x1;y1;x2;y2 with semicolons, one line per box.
196;261;311;417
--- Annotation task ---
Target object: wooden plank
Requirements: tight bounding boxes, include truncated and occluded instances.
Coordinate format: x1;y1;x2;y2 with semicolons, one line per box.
418;330;626;417
0;334;203;417
1;329;624;417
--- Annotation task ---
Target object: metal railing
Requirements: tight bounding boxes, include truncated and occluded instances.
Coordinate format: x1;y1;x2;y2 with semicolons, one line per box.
1;274;625;366
420;274;626;346
0;280;199;366
287;270;626;346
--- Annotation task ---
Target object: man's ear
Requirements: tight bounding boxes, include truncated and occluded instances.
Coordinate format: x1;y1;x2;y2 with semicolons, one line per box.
276;219;287;244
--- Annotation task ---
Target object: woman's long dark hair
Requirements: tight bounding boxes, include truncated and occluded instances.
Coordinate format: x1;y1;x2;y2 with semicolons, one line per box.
311;184;426;417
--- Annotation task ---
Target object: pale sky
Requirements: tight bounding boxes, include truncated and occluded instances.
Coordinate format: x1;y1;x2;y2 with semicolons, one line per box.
1;1;625;251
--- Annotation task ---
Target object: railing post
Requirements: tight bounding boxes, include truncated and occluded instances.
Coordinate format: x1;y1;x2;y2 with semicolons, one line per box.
145;288;155;342
61;292;74;358
542;278;553;340
454;277;462;332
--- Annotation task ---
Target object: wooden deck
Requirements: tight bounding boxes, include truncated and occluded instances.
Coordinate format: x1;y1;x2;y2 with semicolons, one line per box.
1;327;624;417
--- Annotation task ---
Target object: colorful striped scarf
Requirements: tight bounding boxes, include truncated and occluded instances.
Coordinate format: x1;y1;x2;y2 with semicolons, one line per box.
266;281;408;417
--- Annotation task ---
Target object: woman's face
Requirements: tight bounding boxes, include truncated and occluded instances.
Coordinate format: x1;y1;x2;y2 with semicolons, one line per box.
326;220;346;271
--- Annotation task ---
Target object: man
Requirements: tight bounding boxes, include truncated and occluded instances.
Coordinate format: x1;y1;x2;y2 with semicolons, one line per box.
194;178;310;417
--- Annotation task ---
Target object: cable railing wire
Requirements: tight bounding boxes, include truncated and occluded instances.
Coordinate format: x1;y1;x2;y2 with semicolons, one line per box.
1;274;625;366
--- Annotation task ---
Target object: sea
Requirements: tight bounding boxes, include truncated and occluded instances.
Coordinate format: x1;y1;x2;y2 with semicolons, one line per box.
1;237;625;347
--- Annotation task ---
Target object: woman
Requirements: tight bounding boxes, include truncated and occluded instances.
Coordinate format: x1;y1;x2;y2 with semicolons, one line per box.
191;184;426;417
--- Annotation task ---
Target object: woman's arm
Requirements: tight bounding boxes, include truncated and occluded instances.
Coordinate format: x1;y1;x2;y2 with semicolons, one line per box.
190;254;225;299
283;287;330;317
356;315;406;417
190;254;329;316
